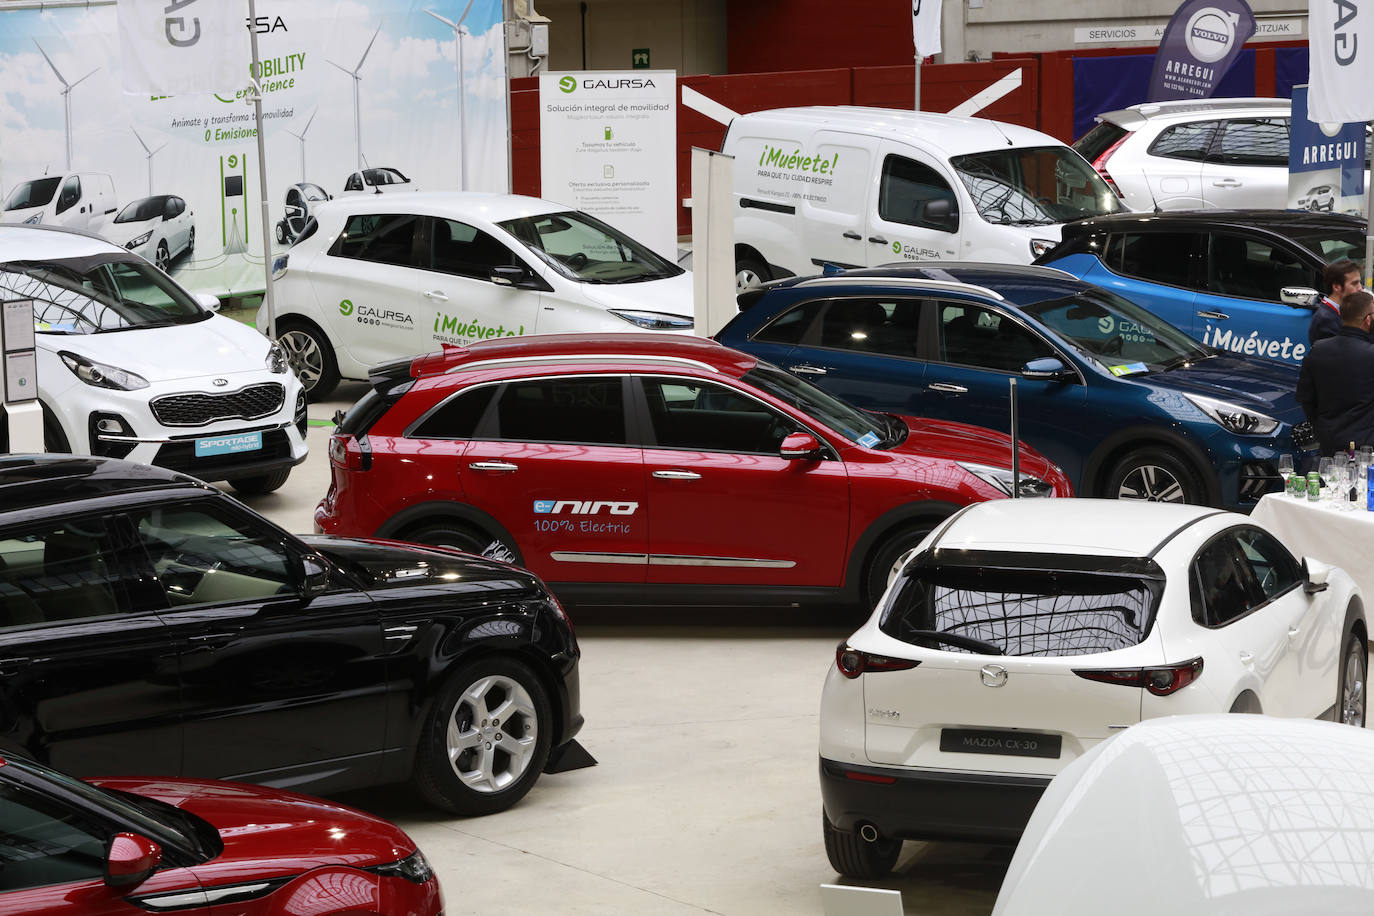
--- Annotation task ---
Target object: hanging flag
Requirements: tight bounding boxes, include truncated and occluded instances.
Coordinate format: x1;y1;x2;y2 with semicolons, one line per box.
1310;0;1374;122
1147;0;1256;101
118;0;248;94
913;0;943;58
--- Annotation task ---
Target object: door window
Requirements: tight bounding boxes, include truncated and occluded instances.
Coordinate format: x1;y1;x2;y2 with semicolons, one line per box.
429;218;517;281
55;176;80;215
0;517;145;625
935;302;1054;372
814;297;923;358
640;378;796;454
0;783;108;892
879;155;958;232
1234;527;1301;600
1210;118;1289;167
133;504;294;607
344;172;364;192
1206;233;1310;301
1190;531;1283;627
329;213;421;267
1104;232;1202;288
1147;121;1219;161
411;385;498;439
753;299;826;345
490;377;627;445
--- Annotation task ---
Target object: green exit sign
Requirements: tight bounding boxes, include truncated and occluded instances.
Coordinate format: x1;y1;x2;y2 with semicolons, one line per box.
631;48;650;69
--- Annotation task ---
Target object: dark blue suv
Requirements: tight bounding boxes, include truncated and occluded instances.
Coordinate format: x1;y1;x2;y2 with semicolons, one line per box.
716;264;1316;509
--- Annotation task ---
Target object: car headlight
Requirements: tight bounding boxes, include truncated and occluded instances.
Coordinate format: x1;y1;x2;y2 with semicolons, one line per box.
1029;238;1057;259
265;343;288;374
271;253;289;280
22;213;42;225
125;231;153;249
608;309;694;330
957;461;1053;497
59;351;150;390
1184;393;1278;435
363;848;433;884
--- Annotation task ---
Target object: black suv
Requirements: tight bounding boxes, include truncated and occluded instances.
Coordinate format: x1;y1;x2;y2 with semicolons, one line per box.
0;455;585;815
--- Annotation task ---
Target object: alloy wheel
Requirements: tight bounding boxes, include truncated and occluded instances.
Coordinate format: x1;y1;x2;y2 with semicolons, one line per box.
1117;464;1185;502
1343;640;1366;726
736;267;763;292
445;674;540;793
278;329;324;391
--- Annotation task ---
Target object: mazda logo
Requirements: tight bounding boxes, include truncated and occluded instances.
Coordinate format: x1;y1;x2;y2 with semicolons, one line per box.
980;664;1008;688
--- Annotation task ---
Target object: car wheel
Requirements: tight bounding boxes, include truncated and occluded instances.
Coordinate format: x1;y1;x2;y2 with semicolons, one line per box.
228;468;291;496
1106;448;1204;504
736;254;771;293
407;522;521;564
1339;631;1367;726
275;222;286;244
822;811;901;879
414;656;553;816
277;320;340;400
187;227;195;253
154;240;170;272
863;523;935;610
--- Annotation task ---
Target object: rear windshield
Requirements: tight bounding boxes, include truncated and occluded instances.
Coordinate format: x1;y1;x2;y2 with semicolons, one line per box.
879;551;1164;657
1073;122;1129;164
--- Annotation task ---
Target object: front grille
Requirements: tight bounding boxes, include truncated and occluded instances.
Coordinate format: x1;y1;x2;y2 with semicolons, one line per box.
1239;461;1282;501
152;383;285;427
154;428;292;479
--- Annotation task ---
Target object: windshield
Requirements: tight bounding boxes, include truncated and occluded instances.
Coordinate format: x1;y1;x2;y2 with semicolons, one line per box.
364;168;408;186
743;362;891;447
4;178;60;211
302;184;328;201
951;145;1123;226
114;197;168;223
0;255;210;334
879;552;1164;657
1020;288;1209;373
498;210;684;284
1288;228;1366;270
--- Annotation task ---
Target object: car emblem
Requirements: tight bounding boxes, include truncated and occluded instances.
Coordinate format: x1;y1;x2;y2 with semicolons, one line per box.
212;378;228;387
980;664;1008;688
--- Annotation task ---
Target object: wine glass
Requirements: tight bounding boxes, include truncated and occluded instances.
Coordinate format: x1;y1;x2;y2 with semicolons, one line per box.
1277;454;1295;495
1331;464;1351;510
1319;457;1335;500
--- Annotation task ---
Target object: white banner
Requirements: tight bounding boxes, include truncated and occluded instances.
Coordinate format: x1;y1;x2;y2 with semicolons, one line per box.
913;0;943;58
540;71;678;259
1309;0;1374;122
118;0;248;94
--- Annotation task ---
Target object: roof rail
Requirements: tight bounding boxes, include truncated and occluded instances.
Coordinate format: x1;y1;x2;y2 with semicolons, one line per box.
793;274;1005;301
445;353;720;374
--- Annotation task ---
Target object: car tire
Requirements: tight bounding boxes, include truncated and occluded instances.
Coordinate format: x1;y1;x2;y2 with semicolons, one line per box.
406;522;522;565
1105;448;1204;504
736;254;771;293
277;320;340;400
187;227;195;254
1339;631;1367;726
229;468;291;496
275;222;287;244
154;240;170;272
863;523;935;610
414;656;553;816
822;811;901;879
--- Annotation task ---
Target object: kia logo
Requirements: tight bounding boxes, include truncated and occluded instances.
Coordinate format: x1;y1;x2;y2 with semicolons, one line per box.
980;664;1008;688
212;378;228;387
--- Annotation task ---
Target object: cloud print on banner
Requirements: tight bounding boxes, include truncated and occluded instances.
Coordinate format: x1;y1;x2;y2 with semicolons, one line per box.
119;0;248;94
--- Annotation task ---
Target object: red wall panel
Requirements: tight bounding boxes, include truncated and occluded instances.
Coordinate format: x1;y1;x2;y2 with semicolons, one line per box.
726;1;915;74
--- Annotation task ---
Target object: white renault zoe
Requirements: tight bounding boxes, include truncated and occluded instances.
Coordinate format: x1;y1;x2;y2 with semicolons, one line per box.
819;498;1366;878
264;192;694;397
0;225;307;494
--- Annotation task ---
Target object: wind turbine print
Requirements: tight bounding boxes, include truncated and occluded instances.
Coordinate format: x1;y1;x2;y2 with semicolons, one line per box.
131;127;168;196
425;2;476;191
33;39;99;171
327;25;382;172
286;108;319;182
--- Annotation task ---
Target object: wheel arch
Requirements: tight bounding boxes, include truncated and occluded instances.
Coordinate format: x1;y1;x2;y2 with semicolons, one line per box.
844;500;964;601
377;500;525;567
1082;425;1219;505
275;312;356;385
1342;595;1367;649
1229;690;1263;714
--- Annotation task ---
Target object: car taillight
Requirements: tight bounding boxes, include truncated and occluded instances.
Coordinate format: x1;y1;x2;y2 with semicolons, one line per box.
327;433;369;470
835;644;921;679
1091;132;1131;199
1073;656;1203;696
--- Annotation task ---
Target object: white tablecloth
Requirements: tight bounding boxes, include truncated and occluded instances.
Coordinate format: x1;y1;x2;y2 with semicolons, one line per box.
1251;492;1374;599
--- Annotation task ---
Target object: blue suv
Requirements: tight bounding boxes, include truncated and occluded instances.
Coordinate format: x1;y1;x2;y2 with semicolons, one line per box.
716;264;1315;509
1037;210;1364;365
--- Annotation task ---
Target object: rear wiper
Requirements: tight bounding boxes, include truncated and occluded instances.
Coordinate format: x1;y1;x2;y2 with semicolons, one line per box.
904;629;1005;655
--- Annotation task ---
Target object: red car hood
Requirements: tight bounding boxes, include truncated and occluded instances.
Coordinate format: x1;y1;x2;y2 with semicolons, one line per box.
894;414;1066;487
92;776;415;874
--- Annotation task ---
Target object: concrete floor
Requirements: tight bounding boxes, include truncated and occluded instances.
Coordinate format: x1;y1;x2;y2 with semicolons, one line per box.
224;380;1008;914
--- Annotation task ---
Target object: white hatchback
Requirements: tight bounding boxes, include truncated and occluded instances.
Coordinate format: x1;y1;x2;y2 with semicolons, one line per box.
264;192;694;397
819;498;1366;879
0;226;307;494
105;194;195;272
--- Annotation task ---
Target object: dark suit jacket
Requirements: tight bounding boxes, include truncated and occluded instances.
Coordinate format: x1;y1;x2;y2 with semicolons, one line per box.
1297;326;1374;453
1308;298;1343;347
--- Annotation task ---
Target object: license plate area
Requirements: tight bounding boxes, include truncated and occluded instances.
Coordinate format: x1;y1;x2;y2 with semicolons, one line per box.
194;431;262;457
939;728;1061;759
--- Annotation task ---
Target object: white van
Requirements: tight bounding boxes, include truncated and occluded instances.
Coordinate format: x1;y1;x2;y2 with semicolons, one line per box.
721;107;1124;289
2;172;118;233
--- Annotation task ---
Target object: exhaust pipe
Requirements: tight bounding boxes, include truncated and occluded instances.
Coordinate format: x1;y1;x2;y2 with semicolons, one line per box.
858;823;880;843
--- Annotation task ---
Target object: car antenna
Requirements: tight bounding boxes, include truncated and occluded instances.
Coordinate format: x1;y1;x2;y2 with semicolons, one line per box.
992;120;1014;147
1141;171;1162;214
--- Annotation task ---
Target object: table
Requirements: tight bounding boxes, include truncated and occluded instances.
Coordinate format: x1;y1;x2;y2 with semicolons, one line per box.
1251;492;1374;600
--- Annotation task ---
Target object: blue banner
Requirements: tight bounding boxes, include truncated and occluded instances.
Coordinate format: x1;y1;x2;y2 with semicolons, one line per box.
1148;0;1257;101
1288;85;1366;214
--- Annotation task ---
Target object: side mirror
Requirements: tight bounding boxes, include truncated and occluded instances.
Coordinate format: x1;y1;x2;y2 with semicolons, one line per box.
302;554;329;600
1021;357;1070;380
105;833;161;889
491;265;536;288
779;431;823;460
1303;557;1331;595
1280;287;1321;308
194;292;222;313
923;197;958;232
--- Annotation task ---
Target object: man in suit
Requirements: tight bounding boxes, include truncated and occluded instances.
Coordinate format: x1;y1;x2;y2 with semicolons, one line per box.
1299;289;1374;454
1308;258;1364;346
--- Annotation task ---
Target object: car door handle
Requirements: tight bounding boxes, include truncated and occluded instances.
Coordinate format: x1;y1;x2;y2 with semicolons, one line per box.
186;631;240;651
842;230;862;240
928;382;968;393
868;236;889;245
1288;625;1301;639
789;364;828;376
1238;650;1254;667
1212;179;1242;188
1196;310;1229;320
652;470;702;480
423;289;450;301
468;461;518;473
